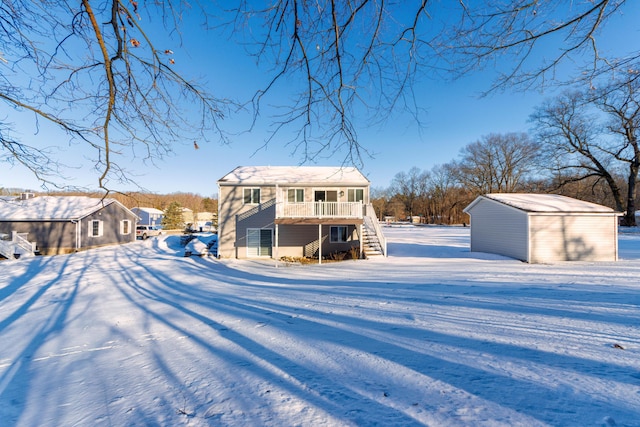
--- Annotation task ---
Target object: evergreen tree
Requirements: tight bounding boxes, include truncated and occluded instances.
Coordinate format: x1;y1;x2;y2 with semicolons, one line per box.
162;202;184;230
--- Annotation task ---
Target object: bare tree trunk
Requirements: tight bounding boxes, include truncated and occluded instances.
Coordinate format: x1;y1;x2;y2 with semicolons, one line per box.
622;163;638;226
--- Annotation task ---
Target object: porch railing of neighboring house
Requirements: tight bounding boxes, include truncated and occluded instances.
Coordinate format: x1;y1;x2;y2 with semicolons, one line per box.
277;201;363;219
13;232;36;256
365;204;387;256
0;232;36;259
0;234;13;259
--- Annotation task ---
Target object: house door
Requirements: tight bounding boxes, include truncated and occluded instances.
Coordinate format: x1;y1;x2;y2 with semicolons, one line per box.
314;190;338;215
247;228;272;257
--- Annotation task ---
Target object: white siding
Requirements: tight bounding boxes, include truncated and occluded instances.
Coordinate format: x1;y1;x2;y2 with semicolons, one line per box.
529;215;618;263
468;199;529;261
465;195;619;263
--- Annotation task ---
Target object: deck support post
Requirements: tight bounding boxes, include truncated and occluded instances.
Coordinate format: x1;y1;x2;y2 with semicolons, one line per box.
318;223;322;265
275;223;279;267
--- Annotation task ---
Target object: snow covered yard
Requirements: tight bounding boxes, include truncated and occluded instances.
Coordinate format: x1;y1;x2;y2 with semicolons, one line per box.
1;226;639;426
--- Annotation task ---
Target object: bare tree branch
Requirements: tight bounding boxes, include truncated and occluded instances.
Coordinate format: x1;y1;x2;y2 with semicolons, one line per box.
2;0;637;191
531;83;639;223
221;1;634;167
1;0;233;192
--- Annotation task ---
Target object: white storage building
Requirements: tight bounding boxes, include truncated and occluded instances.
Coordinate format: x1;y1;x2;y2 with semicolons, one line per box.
463;194;620;263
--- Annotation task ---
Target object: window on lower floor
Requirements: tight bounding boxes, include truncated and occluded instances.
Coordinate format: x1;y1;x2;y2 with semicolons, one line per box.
120;220;131;235
89;220;103;237
330;226;348;243
247;228;272;257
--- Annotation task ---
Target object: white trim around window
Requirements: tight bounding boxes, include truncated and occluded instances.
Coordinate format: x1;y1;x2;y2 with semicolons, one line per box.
347;188;364;202
89;220;104;237
243;188;261;204
287;188;304;203
246;228;273;257
120;219;132;235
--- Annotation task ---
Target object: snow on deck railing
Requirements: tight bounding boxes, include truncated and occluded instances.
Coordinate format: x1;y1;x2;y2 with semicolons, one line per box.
277;201;363;218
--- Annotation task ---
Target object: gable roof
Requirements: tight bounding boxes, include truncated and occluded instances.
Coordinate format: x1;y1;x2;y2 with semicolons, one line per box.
0;196;132;221
465;193;617;214
217;166;369;186
131;207;164;215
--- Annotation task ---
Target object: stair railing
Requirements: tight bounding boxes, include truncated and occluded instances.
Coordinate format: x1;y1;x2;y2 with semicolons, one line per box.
11;231;36;257
364;204;387;256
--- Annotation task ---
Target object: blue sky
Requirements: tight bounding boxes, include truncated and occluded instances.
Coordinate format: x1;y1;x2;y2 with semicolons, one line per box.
1;2;637;197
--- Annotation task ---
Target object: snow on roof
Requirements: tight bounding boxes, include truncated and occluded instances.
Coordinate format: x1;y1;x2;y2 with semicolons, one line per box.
131;207;164;214
0;196;119;221
217;166;369;186
482;193;616;213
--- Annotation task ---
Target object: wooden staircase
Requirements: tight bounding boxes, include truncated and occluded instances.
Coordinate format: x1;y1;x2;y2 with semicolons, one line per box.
362;223;383;257
362;205;387;258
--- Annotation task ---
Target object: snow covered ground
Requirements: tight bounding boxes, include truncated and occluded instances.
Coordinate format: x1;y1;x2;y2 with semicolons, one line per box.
1;225;639;426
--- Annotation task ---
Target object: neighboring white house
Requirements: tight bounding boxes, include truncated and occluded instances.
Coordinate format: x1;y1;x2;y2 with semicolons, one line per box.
194;211;216;232
463;193;620;263
182;207;194;227
131;207;164;227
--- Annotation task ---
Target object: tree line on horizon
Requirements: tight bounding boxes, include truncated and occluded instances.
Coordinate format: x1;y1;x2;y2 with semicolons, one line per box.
374;78;640;227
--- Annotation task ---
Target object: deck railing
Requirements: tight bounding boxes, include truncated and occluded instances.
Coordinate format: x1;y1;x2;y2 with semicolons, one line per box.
277;201;363;219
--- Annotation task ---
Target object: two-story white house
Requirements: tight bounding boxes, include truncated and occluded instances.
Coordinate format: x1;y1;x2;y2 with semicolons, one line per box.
217;166;386;262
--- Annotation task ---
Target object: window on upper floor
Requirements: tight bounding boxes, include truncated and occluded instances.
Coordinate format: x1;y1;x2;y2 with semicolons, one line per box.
243;188;261;204
120;220;131;235
348;188;364;202
89;220;103;237
287;188;304;203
